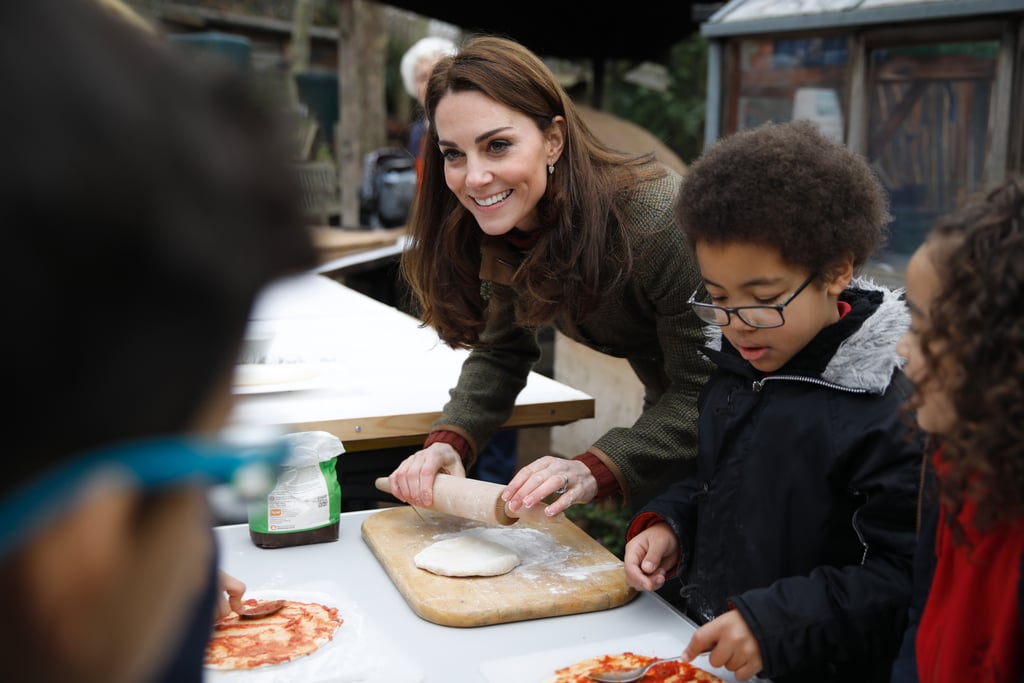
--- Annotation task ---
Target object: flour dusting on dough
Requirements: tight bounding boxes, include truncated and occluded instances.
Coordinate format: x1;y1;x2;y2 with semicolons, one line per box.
414;535;520;577
429;526;576;578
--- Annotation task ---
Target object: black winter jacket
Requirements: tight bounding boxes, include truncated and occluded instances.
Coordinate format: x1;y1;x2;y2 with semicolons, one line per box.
636;282;923;683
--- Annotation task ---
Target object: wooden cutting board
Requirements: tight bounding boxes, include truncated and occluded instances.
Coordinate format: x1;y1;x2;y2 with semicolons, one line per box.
361;506;636;627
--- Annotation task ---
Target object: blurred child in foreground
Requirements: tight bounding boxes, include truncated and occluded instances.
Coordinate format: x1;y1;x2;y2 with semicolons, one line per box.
0;1;316;680
890;176;1024;682
623;120;923;682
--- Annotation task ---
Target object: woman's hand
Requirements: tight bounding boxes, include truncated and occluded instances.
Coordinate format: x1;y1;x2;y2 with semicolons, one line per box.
387;442;466;506
215;570;246;620
502;455;596;516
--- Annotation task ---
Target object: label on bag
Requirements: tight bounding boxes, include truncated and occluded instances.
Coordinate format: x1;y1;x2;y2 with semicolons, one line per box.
248;459;340;534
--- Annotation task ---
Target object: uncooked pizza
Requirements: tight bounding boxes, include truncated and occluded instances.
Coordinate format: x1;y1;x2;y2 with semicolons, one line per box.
204;599;343;670
545;651;725;683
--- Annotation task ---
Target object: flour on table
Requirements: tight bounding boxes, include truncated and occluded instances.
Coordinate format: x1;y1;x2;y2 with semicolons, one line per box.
414;535;520;577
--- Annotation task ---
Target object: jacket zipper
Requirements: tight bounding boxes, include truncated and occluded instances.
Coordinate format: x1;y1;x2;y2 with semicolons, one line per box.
851;506;869;564
752;374;870;393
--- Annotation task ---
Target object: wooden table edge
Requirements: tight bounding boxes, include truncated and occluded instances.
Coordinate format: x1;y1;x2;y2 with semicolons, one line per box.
283;397;595;452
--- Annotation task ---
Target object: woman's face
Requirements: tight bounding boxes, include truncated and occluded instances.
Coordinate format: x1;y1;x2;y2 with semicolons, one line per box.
897;242;957;434
694;241;850;374
434;89;563;236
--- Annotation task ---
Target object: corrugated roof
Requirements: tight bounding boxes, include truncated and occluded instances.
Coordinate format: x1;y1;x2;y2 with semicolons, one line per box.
702;0;1023;37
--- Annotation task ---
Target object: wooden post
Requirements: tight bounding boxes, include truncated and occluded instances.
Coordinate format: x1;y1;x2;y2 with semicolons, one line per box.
288;0;313;108
338;0;388;227
338;0;361;226
362;5;388;156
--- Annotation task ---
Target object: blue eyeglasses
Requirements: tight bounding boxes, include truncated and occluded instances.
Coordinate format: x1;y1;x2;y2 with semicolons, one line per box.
687;273;817;329
0;428;287;560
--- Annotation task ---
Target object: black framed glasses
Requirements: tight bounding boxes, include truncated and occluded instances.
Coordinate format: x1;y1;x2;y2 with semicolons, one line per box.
687;273;817;329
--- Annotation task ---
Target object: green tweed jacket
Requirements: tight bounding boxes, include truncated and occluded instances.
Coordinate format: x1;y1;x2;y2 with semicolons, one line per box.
432;170;711;503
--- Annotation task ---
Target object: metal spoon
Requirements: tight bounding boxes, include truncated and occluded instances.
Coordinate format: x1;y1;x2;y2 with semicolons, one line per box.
587;657;682;682
236;598;286;619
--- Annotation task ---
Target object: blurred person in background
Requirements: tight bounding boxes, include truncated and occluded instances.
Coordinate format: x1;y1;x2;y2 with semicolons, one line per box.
400;35;458;186
0;1;317;681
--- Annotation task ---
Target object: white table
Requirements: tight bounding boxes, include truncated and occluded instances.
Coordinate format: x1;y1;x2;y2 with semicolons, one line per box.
213;510;749;683
229;273;594;452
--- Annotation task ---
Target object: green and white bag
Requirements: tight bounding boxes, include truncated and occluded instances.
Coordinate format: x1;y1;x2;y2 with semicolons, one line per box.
248;430;343;548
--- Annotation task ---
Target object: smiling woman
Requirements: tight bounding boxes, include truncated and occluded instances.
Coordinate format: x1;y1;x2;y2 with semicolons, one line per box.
385;34;712;523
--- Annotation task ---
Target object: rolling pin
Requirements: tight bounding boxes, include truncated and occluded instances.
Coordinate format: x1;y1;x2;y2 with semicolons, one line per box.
374;473;522;526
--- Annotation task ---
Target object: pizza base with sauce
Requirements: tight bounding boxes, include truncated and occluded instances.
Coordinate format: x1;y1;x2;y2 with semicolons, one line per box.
204;599;343;671
545;651;725;683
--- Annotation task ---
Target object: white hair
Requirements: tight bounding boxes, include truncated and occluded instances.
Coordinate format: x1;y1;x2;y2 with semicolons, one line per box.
399;36;457;99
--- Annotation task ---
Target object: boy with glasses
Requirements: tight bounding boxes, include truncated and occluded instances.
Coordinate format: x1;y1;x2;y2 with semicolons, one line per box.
623;120;923;682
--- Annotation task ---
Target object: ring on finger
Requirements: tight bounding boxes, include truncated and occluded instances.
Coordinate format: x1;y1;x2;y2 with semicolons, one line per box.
555;473;569;495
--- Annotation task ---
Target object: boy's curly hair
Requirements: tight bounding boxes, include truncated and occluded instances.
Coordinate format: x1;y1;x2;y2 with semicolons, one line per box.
675;120;889;280
921;175;1024;535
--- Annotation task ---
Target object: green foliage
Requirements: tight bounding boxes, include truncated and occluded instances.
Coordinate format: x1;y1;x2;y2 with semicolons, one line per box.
604;36;709;165
564;496;632;559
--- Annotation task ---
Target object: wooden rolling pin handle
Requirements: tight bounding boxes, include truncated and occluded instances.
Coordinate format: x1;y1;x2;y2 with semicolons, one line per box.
374;474;519;526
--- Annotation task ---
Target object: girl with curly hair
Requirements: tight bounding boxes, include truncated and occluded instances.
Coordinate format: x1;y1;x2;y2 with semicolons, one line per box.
623;121;923;682
891;176;1024;682
386;35;711;516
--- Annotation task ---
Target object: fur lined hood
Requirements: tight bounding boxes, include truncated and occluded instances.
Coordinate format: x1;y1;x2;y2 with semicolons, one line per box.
701;277;909;394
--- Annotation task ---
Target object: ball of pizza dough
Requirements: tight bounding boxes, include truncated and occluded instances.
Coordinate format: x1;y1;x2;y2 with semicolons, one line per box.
414;535;520;577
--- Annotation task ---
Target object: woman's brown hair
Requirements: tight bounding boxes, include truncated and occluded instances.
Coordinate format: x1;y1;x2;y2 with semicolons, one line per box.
400;34;666;348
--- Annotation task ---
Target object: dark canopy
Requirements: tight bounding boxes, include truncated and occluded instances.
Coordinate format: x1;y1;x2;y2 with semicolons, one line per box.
383;2;709;62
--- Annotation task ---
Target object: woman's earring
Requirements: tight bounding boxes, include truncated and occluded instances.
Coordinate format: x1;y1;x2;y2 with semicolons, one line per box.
548;163;555;175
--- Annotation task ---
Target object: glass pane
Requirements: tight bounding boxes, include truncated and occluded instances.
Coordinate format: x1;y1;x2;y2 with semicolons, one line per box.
733;36;849;141
869;41;997;257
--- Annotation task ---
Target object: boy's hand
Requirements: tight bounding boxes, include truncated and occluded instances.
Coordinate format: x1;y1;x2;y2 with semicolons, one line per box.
215;570;246;620
682;609;763;681
622;522;678;591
